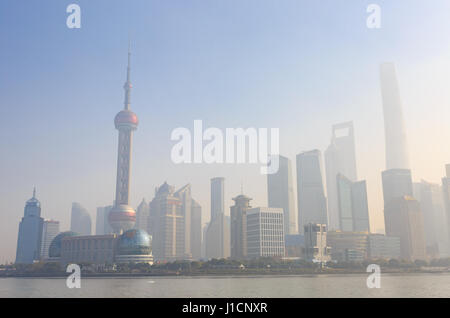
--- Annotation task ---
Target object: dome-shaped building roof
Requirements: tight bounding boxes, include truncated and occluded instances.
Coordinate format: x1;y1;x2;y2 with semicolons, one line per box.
49;231;78;258
117;229;152;256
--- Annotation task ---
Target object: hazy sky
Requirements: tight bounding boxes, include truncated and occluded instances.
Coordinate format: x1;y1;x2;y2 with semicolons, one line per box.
1;0;450;263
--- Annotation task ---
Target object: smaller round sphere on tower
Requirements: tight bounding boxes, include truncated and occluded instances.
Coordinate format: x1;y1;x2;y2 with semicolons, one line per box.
114;110;138;130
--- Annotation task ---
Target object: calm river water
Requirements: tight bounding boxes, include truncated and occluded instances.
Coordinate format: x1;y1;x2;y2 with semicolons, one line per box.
1;273;450;297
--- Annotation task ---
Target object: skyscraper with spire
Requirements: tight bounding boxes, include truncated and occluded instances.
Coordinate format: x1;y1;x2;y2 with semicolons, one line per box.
15;188;44;264
109;45;139;234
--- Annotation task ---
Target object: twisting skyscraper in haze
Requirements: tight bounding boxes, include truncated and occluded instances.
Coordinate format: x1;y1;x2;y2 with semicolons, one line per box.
380;63;426;259
109;47;139;234
380;63;410;170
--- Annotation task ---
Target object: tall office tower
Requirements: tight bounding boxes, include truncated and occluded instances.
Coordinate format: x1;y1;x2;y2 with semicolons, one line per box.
191;199;202;260
381;168;424;259
211;177;225;219
336;174;370;232
96;205;113;235
325;122;358;230
40;219;60;260
304;223;331;263
246;207;285;258
135;199;149;232
109;47;139;234
267;155;297;235
416;181;448;257
443;164;450;253
150;182;185;261
381;169;413;204
296;150;328;233
70;202;92;235
384;196;426;260
201;223;208;259
205;215;230;259
15;188;44;264
230;194;252;259
380;62;410;170
175;184;192;259
205;177;230;259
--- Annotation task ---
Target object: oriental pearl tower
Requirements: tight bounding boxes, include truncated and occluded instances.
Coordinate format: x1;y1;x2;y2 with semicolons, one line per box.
109;46;139;234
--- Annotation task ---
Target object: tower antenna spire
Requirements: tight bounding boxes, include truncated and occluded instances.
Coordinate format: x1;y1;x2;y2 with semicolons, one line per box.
32;186;36;198
124;38;132;110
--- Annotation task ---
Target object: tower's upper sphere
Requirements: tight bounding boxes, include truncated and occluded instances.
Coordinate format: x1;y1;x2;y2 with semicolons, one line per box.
115;110;138;130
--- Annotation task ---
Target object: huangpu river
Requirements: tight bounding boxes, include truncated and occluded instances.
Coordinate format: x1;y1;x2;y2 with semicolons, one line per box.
1;273;450;298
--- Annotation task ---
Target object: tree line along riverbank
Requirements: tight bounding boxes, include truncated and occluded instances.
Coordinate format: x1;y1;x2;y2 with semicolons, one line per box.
2;257;450;278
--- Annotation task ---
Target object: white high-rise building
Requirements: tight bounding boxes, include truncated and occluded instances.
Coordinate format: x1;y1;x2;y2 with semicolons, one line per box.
380;63;410;170
246;207;285;258
150;182;185;261
325;122;358;230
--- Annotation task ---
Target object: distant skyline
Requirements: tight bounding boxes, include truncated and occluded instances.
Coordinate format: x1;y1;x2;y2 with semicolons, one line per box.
2;0;450;262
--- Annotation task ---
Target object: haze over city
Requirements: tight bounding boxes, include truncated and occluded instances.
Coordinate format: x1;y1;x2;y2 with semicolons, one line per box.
1;0;450;263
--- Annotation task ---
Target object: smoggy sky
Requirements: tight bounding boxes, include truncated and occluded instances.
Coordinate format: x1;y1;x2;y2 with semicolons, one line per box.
1;0;450;263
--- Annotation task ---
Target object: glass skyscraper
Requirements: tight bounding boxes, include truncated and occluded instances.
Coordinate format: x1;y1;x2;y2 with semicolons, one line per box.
336;174;370;232
267;155;297;235
381;168;413;205
325;122;358;231
15;188;44;264
296;150;328;233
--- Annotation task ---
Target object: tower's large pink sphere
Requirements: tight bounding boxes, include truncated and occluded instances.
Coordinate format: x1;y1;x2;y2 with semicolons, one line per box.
109;204;136;234
115;110;138;130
